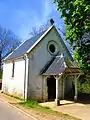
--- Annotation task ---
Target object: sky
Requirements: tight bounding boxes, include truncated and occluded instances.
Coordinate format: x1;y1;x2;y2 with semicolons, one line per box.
0;0;65;41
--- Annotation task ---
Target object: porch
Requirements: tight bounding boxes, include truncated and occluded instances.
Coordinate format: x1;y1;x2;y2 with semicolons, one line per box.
41;56;83;105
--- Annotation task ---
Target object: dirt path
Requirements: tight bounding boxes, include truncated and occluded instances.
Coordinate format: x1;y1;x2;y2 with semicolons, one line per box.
40;100;90;120
56;102;90;120
13;103;79;120
0;93;79;120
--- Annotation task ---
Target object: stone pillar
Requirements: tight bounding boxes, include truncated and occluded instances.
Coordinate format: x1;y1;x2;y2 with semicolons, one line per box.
74;75;78;101
55;78;60;106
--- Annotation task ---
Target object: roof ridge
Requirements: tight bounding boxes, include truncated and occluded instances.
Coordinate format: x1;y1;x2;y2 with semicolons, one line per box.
26;25;54;54
4;25;53;61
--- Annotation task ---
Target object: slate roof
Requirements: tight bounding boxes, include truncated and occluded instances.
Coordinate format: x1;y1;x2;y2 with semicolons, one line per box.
5;31;46;60
5;25;72;61
41;55;80;75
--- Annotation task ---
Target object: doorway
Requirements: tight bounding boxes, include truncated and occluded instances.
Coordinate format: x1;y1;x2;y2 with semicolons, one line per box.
47;76;56;101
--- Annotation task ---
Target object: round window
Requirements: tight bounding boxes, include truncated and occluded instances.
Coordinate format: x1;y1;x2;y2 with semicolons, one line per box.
49;44;55;53
47;41;59;55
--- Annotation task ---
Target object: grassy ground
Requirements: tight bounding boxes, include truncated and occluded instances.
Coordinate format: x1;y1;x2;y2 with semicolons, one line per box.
0;93;80;120
19;99;50;109
18;99;80;120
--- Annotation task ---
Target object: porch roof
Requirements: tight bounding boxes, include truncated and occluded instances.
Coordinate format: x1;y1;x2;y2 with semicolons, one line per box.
41;56;83;76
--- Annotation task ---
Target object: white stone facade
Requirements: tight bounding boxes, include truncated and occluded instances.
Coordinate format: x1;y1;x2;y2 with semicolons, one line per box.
2;26;73;101
2;59;25;98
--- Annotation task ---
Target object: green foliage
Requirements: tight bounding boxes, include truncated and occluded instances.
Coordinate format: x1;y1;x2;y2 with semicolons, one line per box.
78;81;90;94
19;100;79;120
77;75;90;94
54;0;90;73
19;99;50;110
82;82;90;94
19;99;39;108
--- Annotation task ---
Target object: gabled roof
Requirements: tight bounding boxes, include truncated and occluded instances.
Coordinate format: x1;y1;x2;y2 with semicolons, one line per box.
4;25;53;61
5;31;45;60
41;55;82;75
4;24;72;61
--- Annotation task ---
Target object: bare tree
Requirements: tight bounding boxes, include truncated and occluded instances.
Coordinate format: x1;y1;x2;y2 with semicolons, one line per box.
30;21;50;37
0;25;21;68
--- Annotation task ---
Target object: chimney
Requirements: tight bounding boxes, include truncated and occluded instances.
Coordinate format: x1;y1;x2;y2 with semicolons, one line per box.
50;18;54;25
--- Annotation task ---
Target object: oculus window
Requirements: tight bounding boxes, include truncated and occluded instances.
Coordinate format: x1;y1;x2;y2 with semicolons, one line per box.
48;41;59;55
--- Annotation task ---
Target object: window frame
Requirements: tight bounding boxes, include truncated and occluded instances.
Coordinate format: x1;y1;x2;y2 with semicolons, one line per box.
47;40;59;55
12;61;15;78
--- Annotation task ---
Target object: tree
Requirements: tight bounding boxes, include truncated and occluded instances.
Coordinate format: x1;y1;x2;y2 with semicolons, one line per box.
30;21;50;37
54;0;90;73
0;25;21;68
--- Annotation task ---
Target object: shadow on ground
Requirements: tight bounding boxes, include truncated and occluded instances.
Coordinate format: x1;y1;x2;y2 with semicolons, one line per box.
64;93;90;105
78;93;90;104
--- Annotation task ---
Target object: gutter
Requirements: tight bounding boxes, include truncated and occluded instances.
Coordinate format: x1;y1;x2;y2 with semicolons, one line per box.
23;56;26;100
3;56;24;63
23;54;29;100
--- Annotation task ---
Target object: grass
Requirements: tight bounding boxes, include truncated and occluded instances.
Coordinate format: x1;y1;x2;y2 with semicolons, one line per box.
2;93;80;120
19;99;50;110
18;99;80;120
1;92;81;120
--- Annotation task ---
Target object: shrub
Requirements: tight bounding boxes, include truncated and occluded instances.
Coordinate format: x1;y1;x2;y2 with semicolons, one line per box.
77;74;90;94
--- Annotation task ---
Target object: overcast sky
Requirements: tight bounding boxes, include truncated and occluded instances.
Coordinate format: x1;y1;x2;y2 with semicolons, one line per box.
0;0;64;40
